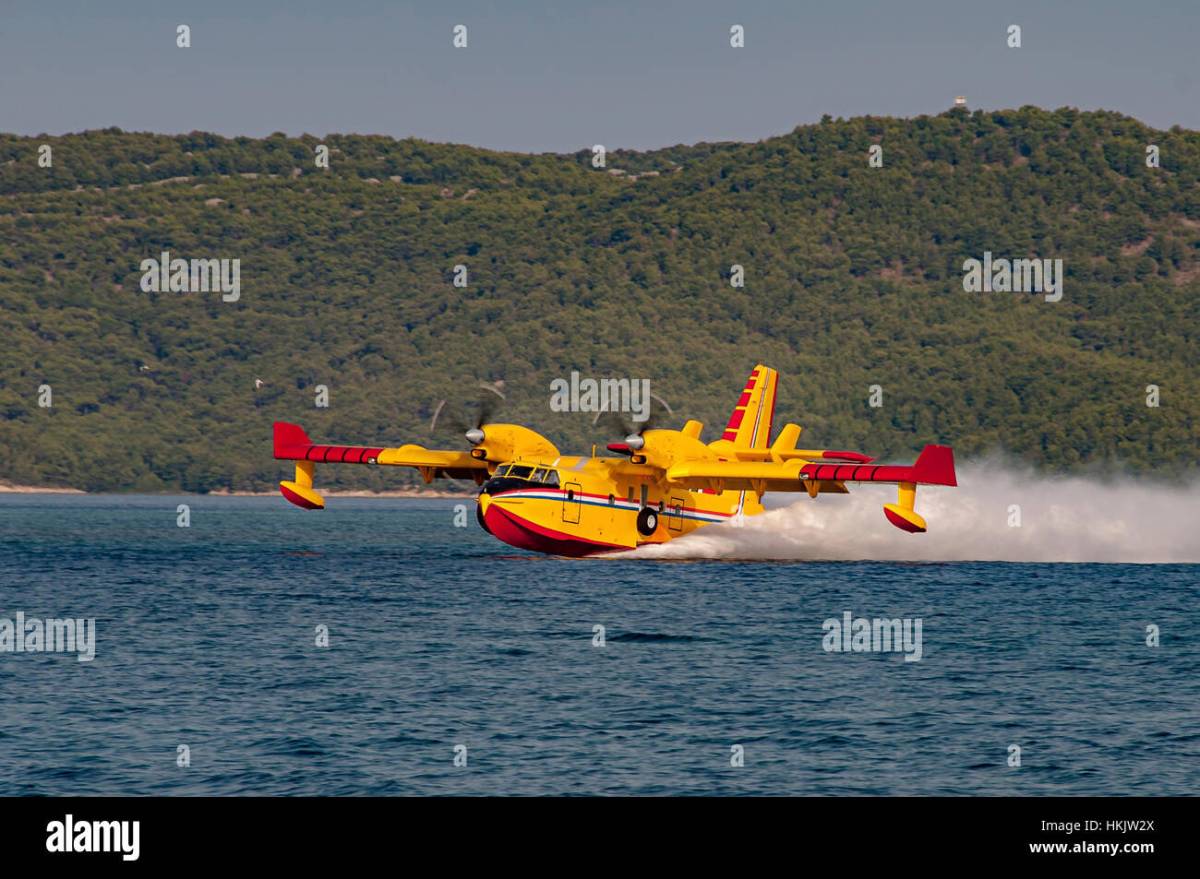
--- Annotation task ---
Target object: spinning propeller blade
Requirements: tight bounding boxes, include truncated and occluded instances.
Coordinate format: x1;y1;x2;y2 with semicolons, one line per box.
430;382;507;444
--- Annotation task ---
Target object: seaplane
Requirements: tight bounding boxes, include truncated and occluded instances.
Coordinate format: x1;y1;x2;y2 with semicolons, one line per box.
272;365;957;556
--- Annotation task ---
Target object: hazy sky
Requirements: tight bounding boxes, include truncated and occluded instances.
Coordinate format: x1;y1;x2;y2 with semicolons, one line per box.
2;0;1195;152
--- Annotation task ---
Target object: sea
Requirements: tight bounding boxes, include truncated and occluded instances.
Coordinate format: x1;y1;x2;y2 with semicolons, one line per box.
0;493;1196;796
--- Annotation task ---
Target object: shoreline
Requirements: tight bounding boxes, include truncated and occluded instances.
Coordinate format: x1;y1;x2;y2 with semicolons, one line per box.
209;488;468;499
0;483;468;499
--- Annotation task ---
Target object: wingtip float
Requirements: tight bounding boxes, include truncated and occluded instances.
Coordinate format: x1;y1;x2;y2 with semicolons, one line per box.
271;365;957;556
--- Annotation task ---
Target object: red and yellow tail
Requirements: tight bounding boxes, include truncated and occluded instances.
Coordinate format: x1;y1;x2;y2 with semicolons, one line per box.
719;364;778;448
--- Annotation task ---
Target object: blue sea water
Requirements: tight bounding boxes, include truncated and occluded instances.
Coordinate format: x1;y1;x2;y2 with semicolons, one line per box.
0;494;1196;796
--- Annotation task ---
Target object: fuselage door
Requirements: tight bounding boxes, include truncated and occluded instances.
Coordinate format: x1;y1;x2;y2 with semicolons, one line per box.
667;495;686;531
563;481;582;525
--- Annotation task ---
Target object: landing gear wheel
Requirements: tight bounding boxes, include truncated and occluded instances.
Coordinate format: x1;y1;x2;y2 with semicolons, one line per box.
476;502;492;535
636;506;659;537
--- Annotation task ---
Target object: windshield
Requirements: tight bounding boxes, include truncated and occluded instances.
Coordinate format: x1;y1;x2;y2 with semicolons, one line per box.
493;464;559;486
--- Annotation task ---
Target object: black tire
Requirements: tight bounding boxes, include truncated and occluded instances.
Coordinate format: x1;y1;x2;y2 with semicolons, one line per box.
636;506;659;536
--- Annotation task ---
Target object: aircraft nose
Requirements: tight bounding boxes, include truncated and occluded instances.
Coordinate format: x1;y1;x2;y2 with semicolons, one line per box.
474;492;493;535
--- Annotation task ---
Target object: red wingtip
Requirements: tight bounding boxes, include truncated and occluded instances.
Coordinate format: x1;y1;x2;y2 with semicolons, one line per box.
273;421;313;459
912;444;957;486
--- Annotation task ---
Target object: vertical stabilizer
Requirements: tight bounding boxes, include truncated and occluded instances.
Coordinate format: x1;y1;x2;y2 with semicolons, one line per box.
720;365;778;448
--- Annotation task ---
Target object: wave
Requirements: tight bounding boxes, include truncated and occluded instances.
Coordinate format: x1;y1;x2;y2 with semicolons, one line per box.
606;632;707;643
617;458;1200;563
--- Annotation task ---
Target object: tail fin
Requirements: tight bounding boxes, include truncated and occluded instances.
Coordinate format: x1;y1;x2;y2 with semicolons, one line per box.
720;365;778;448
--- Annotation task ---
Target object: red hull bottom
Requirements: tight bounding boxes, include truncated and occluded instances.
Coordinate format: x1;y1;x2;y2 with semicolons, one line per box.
482;503;625;557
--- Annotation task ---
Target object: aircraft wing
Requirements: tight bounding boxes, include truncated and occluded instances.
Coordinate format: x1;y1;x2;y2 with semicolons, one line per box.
667;444;956;489
273;421;488;509
666;444;957;532
666;459;814;491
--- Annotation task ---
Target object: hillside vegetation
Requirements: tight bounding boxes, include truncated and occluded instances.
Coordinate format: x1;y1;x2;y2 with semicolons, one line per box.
0;106;1197;492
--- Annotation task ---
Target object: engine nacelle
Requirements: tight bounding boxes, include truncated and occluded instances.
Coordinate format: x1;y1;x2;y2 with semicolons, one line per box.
469;423;560;464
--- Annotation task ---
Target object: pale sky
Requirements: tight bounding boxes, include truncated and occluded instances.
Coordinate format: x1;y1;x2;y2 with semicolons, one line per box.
2;0;1195;151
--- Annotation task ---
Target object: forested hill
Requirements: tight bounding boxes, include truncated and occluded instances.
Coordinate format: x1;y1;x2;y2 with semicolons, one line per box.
0;106;1197;492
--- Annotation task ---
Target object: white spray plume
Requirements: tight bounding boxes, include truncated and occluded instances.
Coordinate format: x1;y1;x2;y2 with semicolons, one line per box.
619;457;1200;563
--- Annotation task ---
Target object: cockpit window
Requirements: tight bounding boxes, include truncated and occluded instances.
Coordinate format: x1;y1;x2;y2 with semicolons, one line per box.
491;464;558;486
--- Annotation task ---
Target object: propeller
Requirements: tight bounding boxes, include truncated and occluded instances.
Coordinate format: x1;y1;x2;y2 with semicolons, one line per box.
429;382;507;445
593;393;673;451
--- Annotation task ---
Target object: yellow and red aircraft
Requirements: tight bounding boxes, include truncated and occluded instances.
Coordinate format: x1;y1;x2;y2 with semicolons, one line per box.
272;365;956;556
